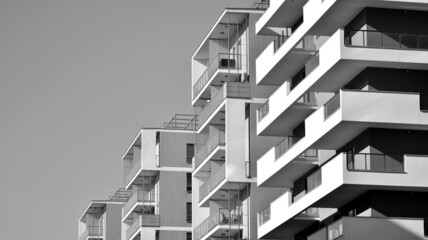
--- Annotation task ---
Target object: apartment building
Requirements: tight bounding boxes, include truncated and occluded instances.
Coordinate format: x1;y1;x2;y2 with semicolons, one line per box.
78;188;131;240
255;0;428;239
121;115;196;240
190;4;285;240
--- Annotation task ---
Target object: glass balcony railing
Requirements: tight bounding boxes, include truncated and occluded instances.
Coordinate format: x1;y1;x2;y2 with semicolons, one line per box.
324;93;340;119
194;208;242;240
344;29;428;50
123;191;158;218
258;205;271;226
80;226;103;240
257;100;269;122
126;215;160;240
346;153;404;173
293;168;322;203
291;51;320;91
275;136;302;159
125;160;141;188
194;131;225;169
193;53;242;100
199;164;226;202
307;218;344;240
198;82;250;128
301;207;319;217
297;91;317;105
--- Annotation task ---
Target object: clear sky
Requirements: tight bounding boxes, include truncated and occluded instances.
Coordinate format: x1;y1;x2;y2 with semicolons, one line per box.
0;1;252;239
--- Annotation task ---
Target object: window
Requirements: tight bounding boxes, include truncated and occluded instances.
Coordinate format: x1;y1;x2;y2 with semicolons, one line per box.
186;144;195;164
187;173;192;193
186;232;192;240
186;202;192;223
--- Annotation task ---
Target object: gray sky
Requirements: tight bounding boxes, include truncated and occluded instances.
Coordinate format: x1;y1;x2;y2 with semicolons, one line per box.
0;1;251;239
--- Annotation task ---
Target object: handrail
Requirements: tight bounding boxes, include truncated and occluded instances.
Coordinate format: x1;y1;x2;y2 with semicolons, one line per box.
194;131;226;169
193;53;242;100
344;29;428;50
164;114;198;130
199;164;226;202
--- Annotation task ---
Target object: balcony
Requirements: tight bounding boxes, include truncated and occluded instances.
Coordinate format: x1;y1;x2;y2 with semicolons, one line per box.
123;191;158;219
197;81;250;130
125;160;141;189
194;208;243;240
126;215;160;240
199;164;226;203
164;114;198;131
193;53;242;102
258;153;428;239
194;131;225;170
80;226;103;240
308;217;428;240
258;89;428;187
255;0;308;35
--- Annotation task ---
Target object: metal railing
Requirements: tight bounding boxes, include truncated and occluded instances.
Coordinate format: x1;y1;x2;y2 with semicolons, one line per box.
275;136;302;159
125;159;141;188
194;131;225;169
257;100;269;122
109;188;132;202
80;226;103;240
194;208;242;240
164;114;197;130
324;93;340;119
297;91;317;105
258;205;271;226
193;53;242;100
126;215;160;240
199;164;226;202
344;29;428;50
123;191;158;218
198;82;250;128
346;153;404;173
253;0;270;9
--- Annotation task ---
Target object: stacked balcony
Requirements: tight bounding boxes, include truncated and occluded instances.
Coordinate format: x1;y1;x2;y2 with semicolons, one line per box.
199;164;226;202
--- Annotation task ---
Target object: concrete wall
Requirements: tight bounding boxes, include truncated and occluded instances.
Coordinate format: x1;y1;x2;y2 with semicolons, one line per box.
159;171;191;228
159;131;194;168
105;203;123;240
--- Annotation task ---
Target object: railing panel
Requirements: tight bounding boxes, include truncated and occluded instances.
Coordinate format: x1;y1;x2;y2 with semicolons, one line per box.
199;164;226;201
194;208;242;240
324;94;340;119
258;205;271;226
194;131;225;169
257;100;269;122
346;153;404;173
125;159;141;188
307;169;322;192
123;191;158;218
193;53;242;100
80;226;103;240
275;136;302;159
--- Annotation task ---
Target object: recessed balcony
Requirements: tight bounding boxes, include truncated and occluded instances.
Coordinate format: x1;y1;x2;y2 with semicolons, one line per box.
258;153;428;239
122;191;158;220
126;214;160;240
194;208;243;240
79;226;103;240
